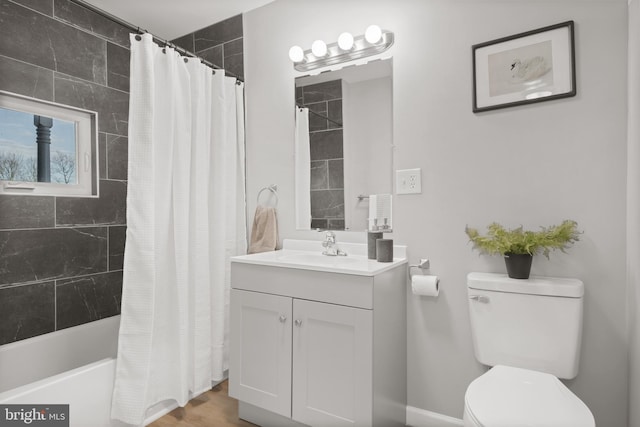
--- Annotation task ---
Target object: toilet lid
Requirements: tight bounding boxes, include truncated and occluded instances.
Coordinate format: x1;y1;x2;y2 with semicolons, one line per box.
465;365;595;427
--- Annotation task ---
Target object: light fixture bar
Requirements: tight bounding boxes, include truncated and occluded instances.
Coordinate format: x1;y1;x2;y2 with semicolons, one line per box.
293;31;394;72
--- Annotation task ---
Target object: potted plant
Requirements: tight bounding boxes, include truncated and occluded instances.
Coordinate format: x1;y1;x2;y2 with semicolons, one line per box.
465;220;581;279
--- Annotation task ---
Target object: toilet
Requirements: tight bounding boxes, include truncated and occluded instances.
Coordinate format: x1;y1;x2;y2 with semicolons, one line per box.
464;272;595;427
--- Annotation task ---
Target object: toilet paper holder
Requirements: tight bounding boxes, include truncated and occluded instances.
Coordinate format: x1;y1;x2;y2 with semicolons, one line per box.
409;258;430;277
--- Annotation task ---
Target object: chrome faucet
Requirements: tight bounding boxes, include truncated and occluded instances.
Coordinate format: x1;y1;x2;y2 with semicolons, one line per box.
320;230;347;256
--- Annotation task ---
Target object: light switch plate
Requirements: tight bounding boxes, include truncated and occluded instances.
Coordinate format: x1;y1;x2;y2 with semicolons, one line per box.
396;168;422;194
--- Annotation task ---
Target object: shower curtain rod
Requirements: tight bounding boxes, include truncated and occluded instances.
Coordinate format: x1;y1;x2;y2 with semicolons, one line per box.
297;105;343;127
68;0;244;82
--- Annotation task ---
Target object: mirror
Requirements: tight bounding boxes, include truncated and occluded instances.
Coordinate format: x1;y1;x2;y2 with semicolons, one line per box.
294;59;393;231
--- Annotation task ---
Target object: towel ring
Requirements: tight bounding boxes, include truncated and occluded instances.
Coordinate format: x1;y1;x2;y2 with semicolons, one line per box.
257;184;278;207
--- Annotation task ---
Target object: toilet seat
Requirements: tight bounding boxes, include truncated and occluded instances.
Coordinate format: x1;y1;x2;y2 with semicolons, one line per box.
464;365;595;427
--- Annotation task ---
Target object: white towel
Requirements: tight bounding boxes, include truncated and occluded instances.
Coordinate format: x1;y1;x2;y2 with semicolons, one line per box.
368;193;393;231
248;205;278;253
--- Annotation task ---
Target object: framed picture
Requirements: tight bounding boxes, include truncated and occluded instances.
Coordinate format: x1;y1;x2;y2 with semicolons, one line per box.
472;21;576;113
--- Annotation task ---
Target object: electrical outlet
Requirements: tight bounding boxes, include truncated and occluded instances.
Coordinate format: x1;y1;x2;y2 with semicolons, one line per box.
396;168;422;194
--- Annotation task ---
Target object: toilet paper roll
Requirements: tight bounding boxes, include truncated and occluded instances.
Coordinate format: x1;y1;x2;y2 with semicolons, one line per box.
411;275;440;297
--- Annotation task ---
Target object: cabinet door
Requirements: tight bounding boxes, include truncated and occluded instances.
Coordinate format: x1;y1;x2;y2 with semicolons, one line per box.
292;300;373;427
229;289;292;418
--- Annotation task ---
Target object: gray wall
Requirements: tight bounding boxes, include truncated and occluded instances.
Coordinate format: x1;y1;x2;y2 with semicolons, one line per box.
243;1;629;425
0;0;129;345
171;14;244;80
628;0;640;425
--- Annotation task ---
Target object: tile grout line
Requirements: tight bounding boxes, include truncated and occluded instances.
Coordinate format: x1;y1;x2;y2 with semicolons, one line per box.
53;278;57;331
107;225;110;272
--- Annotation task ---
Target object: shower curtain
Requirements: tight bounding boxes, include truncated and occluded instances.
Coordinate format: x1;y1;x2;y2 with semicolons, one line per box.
295;107;311;229
111;33;247;426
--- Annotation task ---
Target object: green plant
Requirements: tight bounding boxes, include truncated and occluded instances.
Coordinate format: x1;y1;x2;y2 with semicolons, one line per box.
465;220;581;258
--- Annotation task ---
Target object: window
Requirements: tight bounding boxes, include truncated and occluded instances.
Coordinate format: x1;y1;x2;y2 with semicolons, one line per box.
0;91;98;197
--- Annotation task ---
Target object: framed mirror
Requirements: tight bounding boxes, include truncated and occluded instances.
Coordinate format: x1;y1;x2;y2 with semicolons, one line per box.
294;58;393;231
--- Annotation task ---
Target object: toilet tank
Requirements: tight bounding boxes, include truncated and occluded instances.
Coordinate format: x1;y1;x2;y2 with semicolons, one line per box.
467;272;584;379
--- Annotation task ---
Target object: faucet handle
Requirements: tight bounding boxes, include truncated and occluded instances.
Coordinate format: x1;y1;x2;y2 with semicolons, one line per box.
324;231;336;243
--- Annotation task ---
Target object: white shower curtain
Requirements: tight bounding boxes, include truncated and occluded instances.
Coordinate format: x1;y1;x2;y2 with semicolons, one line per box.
295;107;311;229
111;33;247;426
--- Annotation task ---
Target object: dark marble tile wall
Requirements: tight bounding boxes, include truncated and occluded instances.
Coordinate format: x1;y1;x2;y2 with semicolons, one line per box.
298;80;345;230
0;0;129;345
171;14;244;80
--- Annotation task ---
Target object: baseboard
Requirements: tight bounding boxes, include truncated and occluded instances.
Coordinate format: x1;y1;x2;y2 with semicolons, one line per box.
406;406;464;427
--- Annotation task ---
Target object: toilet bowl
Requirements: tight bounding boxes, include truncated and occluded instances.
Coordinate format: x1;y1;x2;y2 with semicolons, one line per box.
463;366;595;427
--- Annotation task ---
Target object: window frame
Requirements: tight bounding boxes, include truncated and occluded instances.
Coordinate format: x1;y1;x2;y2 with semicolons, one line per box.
0;90;99;197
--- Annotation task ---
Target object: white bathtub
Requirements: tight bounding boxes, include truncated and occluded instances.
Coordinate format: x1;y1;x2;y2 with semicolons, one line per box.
0;316;194;427
0;316;122;426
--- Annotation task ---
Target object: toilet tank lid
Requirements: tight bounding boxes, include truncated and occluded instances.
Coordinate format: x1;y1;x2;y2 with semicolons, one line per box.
467;272;584;298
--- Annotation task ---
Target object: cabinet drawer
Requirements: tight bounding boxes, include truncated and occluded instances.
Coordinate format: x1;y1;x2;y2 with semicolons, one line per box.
231;262;374;309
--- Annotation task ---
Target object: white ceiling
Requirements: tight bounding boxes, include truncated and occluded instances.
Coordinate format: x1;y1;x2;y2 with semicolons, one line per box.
82;0;275;41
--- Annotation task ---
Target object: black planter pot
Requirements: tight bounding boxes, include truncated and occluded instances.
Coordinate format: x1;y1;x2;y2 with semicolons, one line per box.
504;253;533;279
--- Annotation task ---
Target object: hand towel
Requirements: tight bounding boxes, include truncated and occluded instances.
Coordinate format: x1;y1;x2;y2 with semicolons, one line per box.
248;205;278;254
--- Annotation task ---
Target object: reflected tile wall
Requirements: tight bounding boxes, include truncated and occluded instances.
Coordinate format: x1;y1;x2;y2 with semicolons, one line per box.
299;80;345;229
0;0;129;346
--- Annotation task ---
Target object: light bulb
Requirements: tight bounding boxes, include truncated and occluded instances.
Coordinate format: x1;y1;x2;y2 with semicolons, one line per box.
311;40;327;57
365;24;382;44
337;32;354;51
288;45;304;63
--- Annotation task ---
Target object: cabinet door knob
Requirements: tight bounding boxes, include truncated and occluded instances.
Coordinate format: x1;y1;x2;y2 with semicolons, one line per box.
279;315;287;323
294;319;303;327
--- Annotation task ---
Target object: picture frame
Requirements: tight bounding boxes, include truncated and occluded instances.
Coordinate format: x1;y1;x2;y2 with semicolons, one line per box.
472;21;576;113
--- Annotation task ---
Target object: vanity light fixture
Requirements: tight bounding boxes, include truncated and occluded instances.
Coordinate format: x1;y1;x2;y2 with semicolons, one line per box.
311;40;328;57
364;24;382;44
288;45;304;63
337;32;354;51
289;24;394;72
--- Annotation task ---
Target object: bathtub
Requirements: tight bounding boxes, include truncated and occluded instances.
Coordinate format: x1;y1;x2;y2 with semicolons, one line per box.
0;316;121;426
0;316;178;427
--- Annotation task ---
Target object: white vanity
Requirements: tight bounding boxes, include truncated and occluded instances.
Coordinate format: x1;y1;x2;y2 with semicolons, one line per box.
229;239;407;427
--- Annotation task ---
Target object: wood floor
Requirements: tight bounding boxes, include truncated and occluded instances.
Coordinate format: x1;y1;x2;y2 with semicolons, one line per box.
149;381;256;427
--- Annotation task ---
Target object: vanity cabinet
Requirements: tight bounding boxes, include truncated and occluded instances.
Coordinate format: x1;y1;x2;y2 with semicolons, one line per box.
229;260;406;427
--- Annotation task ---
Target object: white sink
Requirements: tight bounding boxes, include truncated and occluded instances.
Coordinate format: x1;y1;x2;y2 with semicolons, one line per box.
231;239;407;276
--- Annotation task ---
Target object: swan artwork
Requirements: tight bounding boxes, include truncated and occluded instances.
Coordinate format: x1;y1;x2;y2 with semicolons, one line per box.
510;56;551;83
